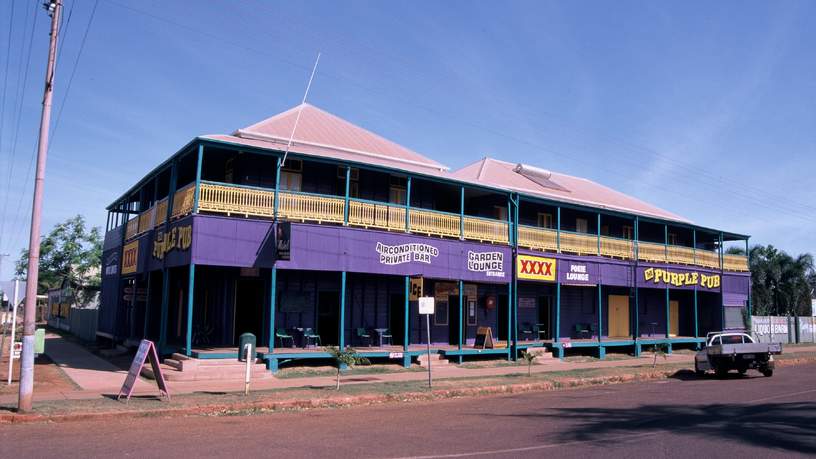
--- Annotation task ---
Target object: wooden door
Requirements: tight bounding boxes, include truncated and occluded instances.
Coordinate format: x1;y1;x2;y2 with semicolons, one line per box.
608;295;630;338
669;300;679;337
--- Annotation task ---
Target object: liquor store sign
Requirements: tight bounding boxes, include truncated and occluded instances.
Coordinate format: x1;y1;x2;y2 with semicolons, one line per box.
643;267;720;289
121;240;139;275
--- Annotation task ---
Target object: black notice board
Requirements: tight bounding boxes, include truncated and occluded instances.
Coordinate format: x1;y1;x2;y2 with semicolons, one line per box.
474;326;494;349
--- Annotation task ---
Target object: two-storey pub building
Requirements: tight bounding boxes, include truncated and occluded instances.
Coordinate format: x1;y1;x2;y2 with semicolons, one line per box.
99;104;751;372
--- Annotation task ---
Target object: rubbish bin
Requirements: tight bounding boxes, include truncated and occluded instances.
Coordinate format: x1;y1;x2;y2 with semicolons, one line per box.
34;328;45;354
238;332;256;362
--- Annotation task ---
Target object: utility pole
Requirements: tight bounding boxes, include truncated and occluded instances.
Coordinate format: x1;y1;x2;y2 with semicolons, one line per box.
18;0;62;412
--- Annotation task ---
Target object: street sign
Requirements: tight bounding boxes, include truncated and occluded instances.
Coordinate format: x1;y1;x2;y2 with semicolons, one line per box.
12;342;21;359
419;296;435;315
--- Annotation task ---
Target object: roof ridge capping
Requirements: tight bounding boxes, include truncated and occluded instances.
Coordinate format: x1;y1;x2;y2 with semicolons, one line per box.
233;103;450;173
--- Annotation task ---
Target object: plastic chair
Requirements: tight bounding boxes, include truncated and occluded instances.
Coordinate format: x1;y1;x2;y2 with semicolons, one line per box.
533;324;546;341
380;329;393;346
520;322;534;340
276;328;294;348
356;327;372;346
303;328;321;347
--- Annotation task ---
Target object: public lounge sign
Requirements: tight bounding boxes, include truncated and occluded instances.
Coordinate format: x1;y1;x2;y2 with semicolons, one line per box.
643;267;721;289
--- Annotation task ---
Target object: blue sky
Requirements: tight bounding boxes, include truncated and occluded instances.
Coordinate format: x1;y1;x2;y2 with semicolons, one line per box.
0;0;814;278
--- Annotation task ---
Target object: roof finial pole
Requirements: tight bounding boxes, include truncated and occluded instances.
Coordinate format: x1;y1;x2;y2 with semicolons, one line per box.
281;52;321;168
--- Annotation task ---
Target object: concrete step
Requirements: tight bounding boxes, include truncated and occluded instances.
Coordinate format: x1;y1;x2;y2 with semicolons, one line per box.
525;348;556;360
141;357;272;382
417;353;451;367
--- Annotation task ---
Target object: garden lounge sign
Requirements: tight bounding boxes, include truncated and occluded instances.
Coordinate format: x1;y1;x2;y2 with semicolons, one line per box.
643;267;720;289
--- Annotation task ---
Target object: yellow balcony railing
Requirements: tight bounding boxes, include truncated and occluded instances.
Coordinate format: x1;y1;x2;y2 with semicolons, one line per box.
667;245;696;265
171;183;195;219
696;249;720;269
155;198;168;227
138;207;155;235
723;254;749;271
199;182;275;218
278;191;345;224
559;231;598;256
125;217;139;240
600;236;634;259
348;200;406;231
463;216;508;244
409;208;460;238
637;241;666;263
517;225;558;252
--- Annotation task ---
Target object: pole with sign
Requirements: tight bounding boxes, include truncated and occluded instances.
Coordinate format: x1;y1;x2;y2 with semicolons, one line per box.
419;296;434;388
7;280;19;385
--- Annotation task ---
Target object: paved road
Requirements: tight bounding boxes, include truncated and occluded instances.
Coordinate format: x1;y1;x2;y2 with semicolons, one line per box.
3;364;815;458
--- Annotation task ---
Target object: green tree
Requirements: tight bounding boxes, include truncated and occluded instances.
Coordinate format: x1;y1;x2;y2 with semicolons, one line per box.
749;245;814;316
520;350;537;376
324;346;369;390
15;215;102;298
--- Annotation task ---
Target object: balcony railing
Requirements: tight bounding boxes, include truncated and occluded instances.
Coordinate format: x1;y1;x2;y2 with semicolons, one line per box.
723;254;748;271
348;199;406;231
119;180;750;272
600;236;634;259
517;225;558;252
559;231;598;256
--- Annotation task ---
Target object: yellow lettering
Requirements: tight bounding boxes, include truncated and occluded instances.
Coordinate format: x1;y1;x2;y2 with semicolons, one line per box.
644;268;654;281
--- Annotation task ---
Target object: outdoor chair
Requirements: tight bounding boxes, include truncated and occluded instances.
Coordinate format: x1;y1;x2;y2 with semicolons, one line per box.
533;324;546;341
589;324;597;339
520;323;534;340
379;329;393;346
303;328;321;347
574;323;590;339
276;328;294;348
356;327;372;346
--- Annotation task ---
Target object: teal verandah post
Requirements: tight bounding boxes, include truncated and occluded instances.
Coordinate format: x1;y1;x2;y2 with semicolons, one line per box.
458;280;463;361
460;187;465;240
597;284;602;343
719;232;724;270
405;176;411;232
185;263;195;356
556;207;561;252
555;282;561;343
746;237;752;316
343;166;350;225
507;281;513;361
403;276;410;368
273;157;281;219
664;224;668;261
193;144;203;213
269;266;277;352
693;230;697;265
143;272;152;338
665;287;670;338
597;213;601;255
340;271;346;349
693;286;699;339
158;161;178;354
634;216;639;260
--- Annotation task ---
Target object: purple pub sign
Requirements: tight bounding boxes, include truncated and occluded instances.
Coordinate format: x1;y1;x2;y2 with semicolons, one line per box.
191;215;512;283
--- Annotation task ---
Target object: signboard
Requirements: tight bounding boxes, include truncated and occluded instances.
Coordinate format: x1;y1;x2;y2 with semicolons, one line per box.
434;282;459;302
518;297;536;309
467;251;505;278
642;267;720;289
409;277;424;301
275;221;291;261
517;255;556;282
466;300;477;326
117;339;170;402
418;296;435;315
474;326;494;349
153;224;192;260
389;352;404;359
377;242;438;265
121;240;139;275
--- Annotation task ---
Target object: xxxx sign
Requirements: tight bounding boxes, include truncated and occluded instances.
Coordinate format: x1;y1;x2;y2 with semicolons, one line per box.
516;255;556;282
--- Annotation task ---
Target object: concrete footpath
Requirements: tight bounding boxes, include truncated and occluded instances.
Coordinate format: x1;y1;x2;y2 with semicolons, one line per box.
3;333;815;406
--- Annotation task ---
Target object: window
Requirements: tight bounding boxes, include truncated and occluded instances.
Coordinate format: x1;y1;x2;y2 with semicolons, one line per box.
537;213;553;228
622;225;633;240
668;233;678;245
349;182;359;198
281;159;302;172
279;171;302;191
576;218;588;233
494;206;508;221
336;166;359;181
338;167;359;198
389;186;406;205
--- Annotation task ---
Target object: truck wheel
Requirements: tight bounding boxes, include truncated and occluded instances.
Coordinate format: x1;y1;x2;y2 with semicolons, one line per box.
715;367;728;378
762;369;773;377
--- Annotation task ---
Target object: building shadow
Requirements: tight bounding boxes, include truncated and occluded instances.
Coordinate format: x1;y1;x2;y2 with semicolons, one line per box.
492;401;816;454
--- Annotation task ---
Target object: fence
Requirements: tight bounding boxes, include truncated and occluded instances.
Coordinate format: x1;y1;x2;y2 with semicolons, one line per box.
68;308;99;342
751;316;816;344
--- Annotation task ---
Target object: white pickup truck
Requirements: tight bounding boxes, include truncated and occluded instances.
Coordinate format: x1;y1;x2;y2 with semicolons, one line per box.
694;331;782;377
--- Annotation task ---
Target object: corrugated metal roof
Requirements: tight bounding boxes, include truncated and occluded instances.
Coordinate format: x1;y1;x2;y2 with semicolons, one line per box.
228;103;448;174
449;157;691;223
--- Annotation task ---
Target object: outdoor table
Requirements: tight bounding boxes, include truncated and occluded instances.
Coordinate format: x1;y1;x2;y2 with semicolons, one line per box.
292;327;306;348
374;328;389;347
647;322;658;337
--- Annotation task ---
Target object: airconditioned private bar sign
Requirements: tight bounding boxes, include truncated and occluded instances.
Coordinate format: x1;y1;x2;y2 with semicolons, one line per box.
517;254;556;282
643;267;720;289
376;242;439;265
